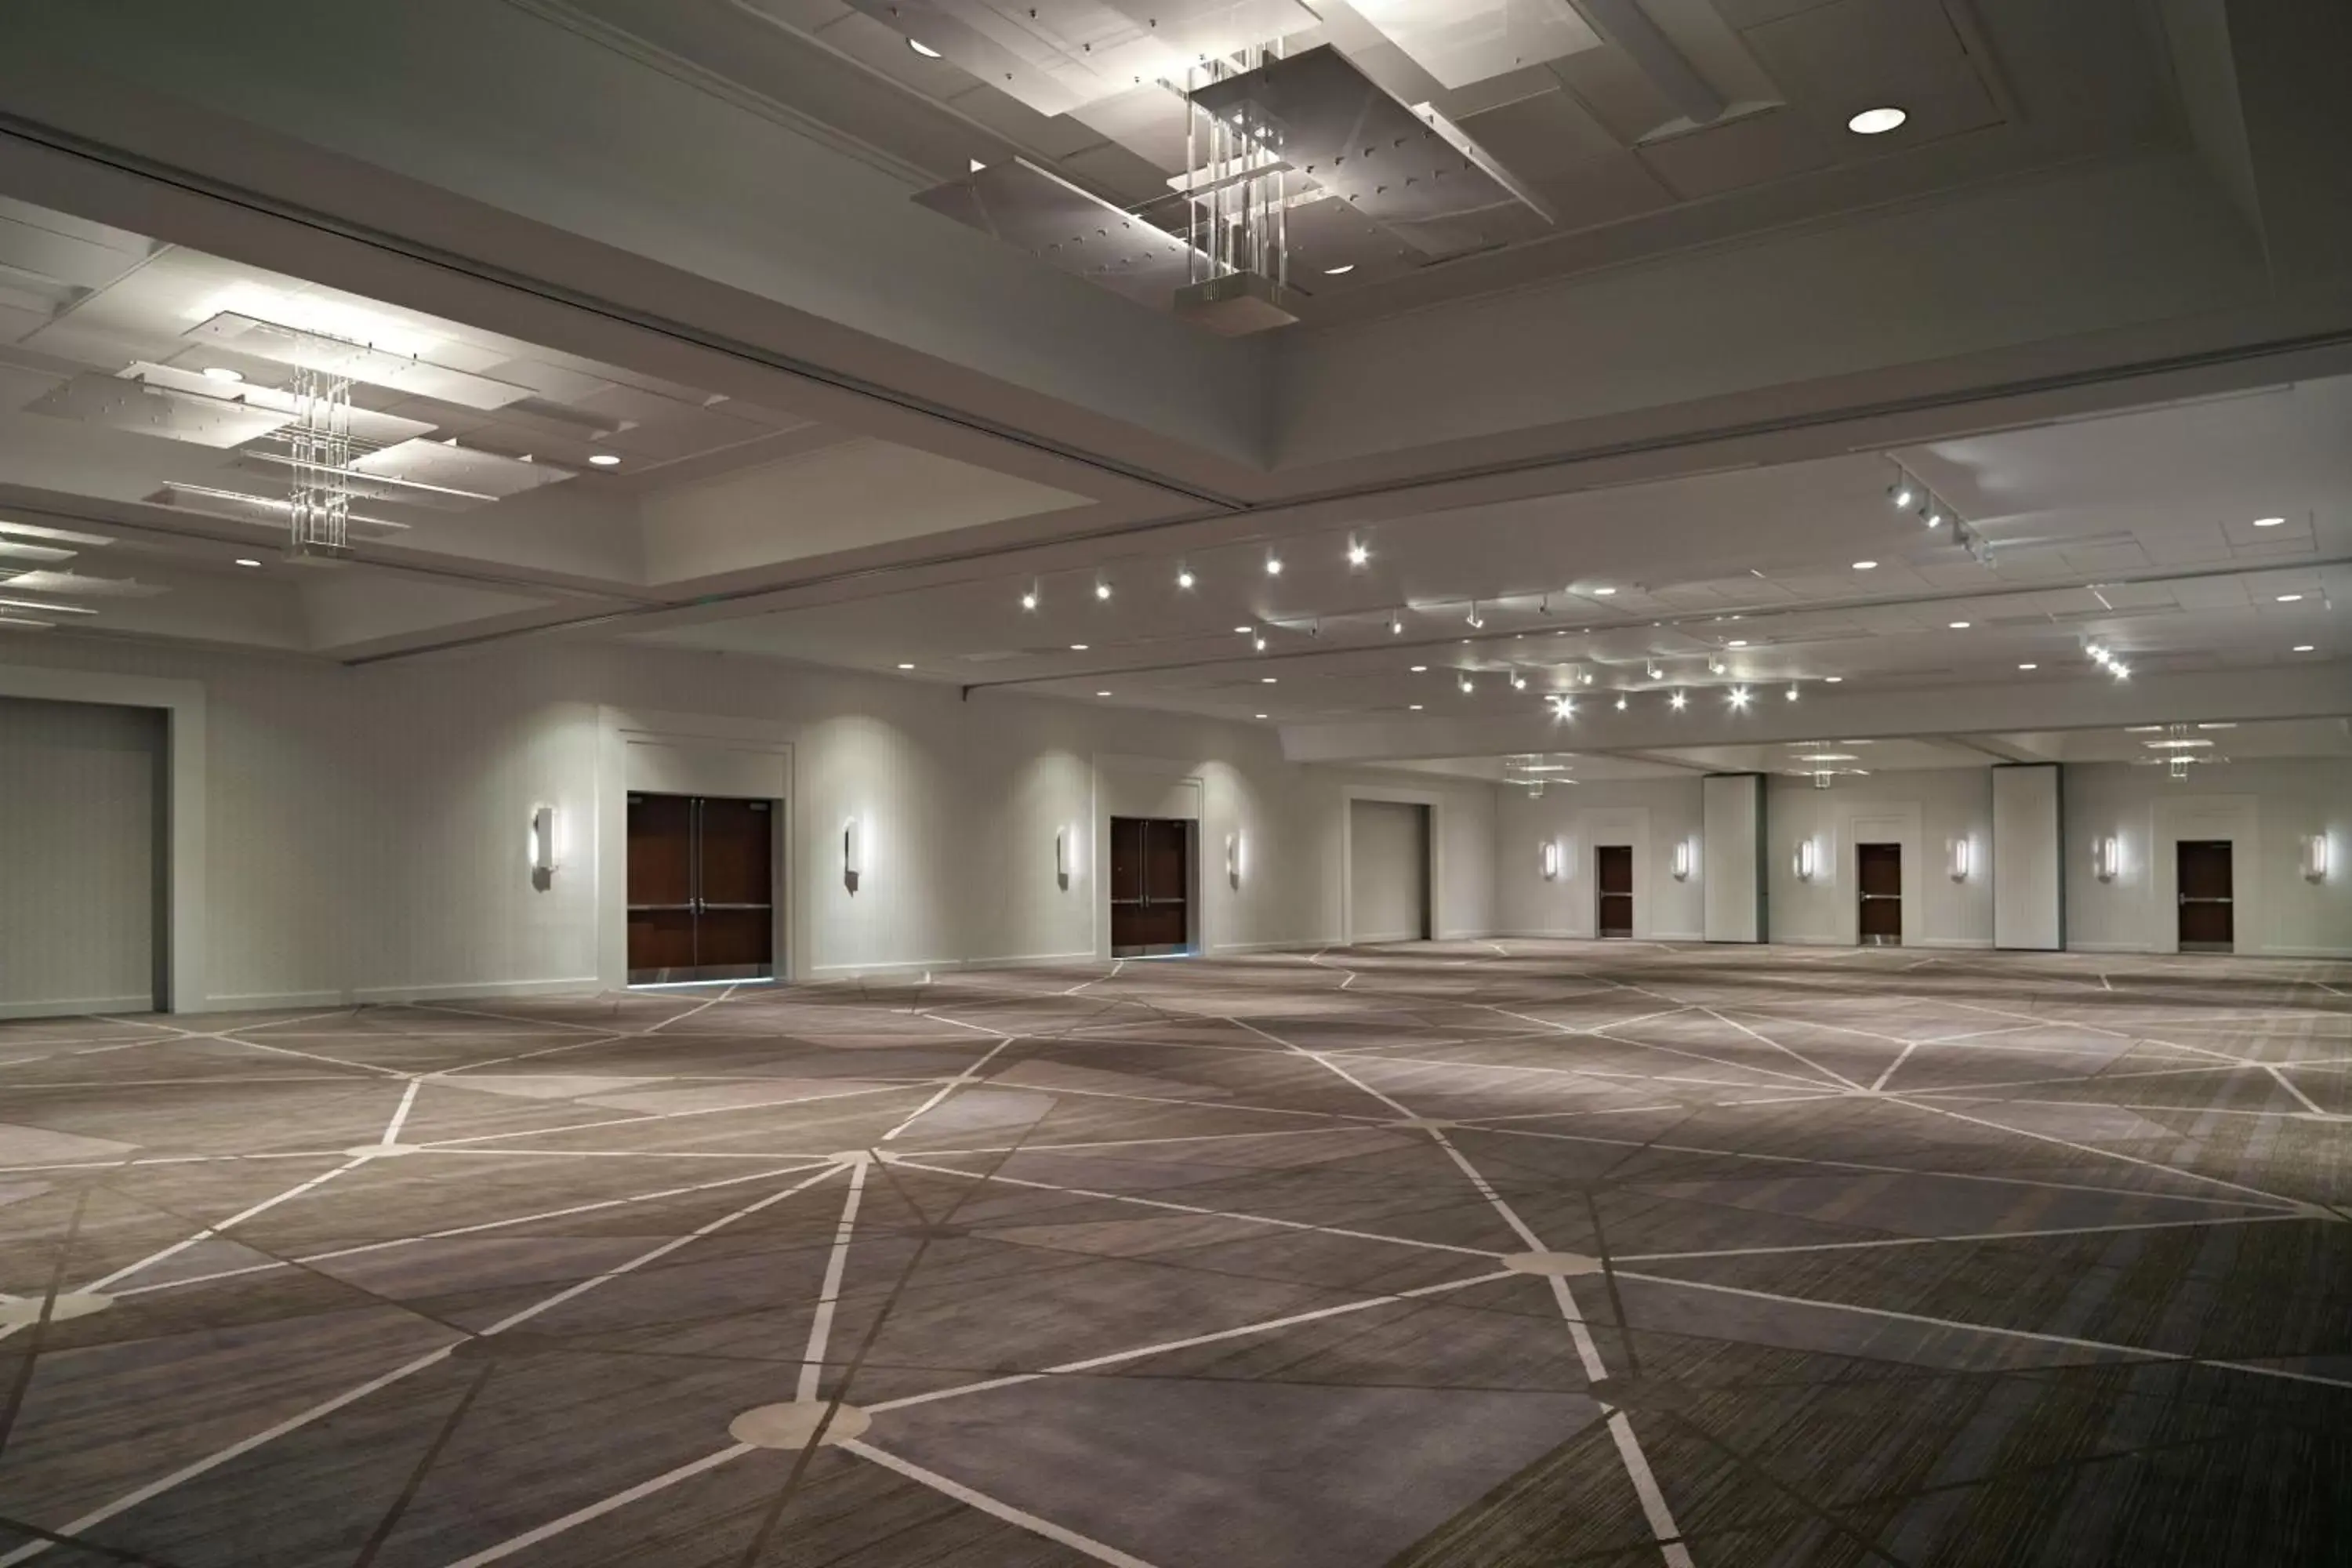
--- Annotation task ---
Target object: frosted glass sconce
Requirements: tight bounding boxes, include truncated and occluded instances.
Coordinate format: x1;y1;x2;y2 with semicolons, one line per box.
1225;831;1243;888
1541;840;1560;880
1794;840;1818;881
843;817;864;878
2306;833;2330;883
1671;840;1693;881
2093;835;2118;883
529;804;558;876
1947;837;1972;882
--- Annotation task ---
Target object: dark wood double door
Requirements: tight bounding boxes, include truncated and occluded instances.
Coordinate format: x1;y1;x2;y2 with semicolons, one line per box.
1110;817;1192;957
628;793;775;985
1858;843;1902;945
2177;840;2234;952
1596;846;1633;938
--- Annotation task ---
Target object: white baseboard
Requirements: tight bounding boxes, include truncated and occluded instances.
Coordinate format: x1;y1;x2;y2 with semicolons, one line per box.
2060;941;2148;954
351;977;605;1005
198;989;351;1012
806;950;1101;981
2254;945;2352;960
0;993;156;1021
1913;937;1995;949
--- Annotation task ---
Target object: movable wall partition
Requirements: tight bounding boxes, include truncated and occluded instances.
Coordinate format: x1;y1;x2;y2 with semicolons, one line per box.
1701;772;1766;942
1991;763;2063;950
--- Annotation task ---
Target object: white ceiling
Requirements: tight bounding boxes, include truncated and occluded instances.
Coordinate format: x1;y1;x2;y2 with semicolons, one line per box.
0;0;2344;763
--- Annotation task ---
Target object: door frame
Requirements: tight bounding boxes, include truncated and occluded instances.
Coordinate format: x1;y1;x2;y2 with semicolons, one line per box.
2149;794;2257;956
599;708;793;989
0;664;205;1015
1838;806;1922;948
1094;756;1204;961
1341;784;1446;946
1854;840;1905;946
1577;808;1654;940
1593;844;1635;938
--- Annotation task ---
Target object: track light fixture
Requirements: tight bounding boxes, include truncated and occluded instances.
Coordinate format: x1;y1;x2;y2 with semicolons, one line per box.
1265;555;1283;576
1389;611;1403;635
1459;677;1475;694
1347;539;1369;567
1510;671;1528;691
1614;695;1628;711
1176;566;1195;590
1465;601;1484;630
1254;634;1268;652
1021;585;1039;611
1094;579;1112;601
1786;683;1800;702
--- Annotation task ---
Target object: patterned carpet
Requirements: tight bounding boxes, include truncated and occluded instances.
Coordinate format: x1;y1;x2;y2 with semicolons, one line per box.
0;941;2347;1567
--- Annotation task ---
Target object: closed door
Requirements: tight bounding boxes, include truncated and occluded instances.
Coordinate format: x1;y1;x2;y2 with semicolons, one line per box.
1858;843;1902;945
1110;817;1191;955
2177;840;2234;951
1596;845;1633;938
627;793;776;984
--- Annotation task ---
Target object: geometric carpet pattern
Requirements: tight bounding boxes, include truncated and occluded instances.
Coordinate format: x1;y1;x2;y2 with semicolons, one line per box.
0;940;2347;1567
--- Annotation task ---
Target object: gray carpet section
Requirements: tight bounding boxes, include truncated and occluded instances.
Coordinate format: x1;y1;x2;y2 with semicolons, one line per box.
0;939;2344;1566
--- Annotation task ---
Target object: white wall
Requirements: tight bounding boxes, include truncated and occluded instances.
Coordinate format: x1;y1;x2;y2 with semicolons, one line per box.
1495;779;1707;940
1768;768;1995;949
2066;758;2352;957
1348;800;1428;943
0;639;1499;1009
0;697;163;1015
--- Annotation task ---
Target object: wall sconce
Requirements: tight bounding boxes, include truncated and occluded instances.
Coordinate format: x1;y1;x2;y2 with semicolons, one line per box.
843;817;864;886
1671;840;1693;882
1541;840;1560;880
1947;837;1972;883
2306;833;2331;884
1795;840;1818;881
1225;831;1243;888
1055;826;1071;888
2093;835;2118;884
529;804;558;879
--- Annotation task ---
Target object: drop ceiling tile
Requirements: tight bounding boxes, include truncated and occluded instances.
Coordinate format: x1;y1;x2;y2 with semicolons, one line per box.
1635;105;1838;199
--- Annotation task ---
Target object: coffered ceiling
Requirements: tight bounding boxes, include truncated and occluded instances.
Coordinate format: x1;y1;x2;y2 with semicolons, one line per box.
0;0;2344;760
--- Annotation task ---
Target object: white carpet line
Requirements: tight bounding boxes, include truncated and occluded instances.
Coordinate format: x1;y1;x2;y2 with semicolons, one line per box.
843;1441;1163;1568
107;1162;830;1300
439;1442;759;1568
1617;1209;2311;1263
799;1157;869;1403
412;1077;956;1150
885;1156;1504;1258
82;1153;374;1294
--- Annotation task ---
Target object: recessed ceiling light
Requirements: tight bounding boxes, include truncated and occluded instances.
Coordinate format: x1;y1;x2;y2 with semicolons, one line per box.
1177;568;1195;589
1848;106;1907;136
2292;644;2315;652
1949;621;1973;630
234;557;262;568
1235;625;1253;635
1323;263;1355;276
1254;713;1268;719
2252;517;2285;528
1727;640;1748;648
1729;687;1751;708
1410;664;1428;673
2018;662;2038;670
1095;581;1112;601
588;453;621;467
1853;560;1878;570
1096;690;1112;697
1590;586;1617;597
1824;676;1843;684
1669;691;1687;710
896;662;915;670
1409;703;1424;710
908;37;942;57
201;366;244;383
1070;643;1088;651
2276;593;2303;602
2198;722;2237;730
1261;676;1278;684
